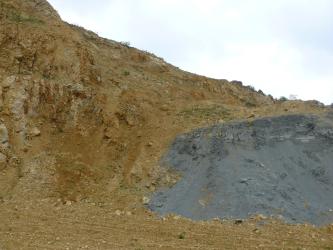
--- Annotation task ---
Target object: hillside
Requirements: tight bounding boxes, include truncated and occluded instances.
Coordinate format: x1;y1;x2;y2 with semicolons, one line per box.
0;0;332;249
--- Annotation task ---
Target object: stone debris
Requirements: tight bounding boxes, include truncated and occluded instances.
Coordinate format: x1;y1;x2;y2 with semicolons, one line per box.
115;210;122;216
149;114;333;225
29;127;41;137
142;196;150;205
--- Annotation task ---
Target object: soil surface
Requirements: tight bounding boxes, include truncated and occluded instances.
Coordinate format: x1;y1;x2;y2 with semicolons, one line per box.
150;114;333;225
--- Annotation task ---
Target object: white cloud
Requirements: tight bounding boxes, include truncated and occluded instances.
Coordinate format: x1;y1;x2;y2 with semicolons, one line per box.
48;0;333;104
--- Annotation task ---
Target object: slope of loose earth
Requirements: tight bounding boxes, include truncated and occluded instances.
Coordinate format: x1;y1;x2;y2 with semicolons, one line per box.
149;114;333;225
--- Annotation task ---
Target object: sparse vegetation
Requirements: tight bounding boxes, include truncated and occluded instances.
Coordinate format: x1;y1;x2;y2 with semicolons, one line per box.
8;10;44;24
178;232;186;239
123;70;130;76
230;80;243;86
258;89;265;95
279;96;288;102
177;105;231;120
247;85;256;91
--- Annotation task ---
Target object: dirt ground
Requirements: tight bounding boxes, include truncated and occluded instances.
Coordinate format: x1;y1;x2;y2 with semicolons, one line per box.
1;199;333;250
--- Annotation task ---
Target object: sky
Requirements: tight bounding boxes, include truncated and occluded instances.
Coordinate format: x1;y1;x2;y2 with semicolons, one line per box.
48;0;333;104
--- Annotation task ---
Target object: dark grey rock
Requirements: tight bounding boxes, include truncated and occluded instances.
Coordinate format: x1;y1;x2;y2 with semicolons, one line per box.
149;114;333;225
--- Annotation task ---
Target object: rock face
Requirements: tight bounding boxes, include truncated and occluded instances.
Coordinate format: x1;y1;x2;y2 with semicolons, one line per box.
149;114;333;225
0;0;288;203
0;0;329;213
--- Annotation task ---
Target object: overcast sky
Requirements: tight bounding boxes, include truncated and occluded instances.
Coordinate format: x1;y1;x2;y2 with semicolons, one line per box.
48;0;332;104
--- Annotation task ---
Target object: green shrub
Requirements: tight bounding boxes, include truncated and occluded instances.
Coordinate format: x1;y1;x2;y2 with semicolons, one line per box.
177;105;230;120
279;96;288;102
123;70;130;76
178;232;186;239
247;85;256;91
